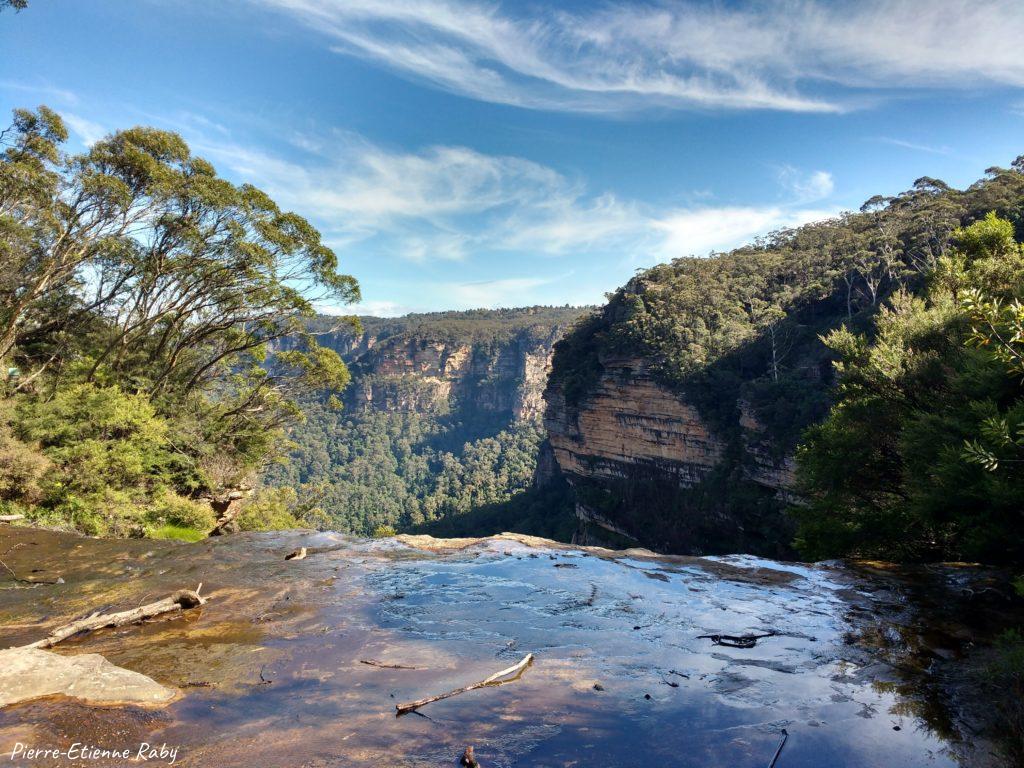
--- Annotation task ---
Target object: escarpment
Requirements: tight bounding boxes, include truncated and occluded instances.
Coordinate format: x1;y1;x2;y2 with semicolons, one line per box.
545;355;725;487
265;307;588;536
275;308;585;426
544;347;800;557
318;315;575;423
347;334;555;421
541;165;1024;557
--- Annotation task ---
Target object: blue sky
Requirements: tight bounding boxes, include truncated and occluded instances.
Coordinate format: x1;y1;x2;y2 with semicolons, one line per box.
2;1;1023;315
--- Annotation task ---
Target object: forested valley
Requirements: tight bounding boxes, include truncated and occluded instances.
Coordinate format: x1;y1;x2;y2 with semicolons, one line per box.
2;104;1024;768
264;307;583;539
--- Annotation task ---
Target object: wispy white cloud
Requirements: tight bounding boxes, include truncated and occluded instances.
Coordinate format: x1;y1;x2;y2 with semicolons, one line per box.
874;137;953;155
652;206;834;261
777;166;834;203
62;113;107;147
252;0;1024;114
0;79;79;105
193;127;835;269
442;275;563;309
345;299;414;317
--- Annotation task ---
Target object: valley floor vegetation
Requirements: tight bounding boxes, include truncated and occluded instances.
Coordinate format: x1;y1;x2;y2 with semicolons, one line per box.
3;103;1023;578
266;305;584;540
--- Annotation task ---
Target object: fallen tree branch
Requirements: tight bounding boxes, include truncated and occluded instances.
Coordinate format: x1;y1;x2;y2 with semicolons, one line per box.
285;547;307;561
767;729;788;768
0;554;61;586
0;514;25;522
697;632;775;649
21;586;206;649
396;653;534;715
360;659;421;670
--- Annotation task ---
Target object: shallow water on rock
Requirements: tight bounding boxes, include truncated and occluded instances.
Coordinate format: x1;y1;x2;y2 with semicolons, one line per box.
0;527;1001;767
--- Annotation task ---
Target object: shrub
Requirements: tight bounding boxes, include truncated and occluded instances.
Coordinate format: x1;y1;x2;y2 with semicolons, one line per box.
0;423;50;505
16;384;188;500
149;524;207;542
982;629;1024;764
235;487;303;531
51;488;146;538
149;490;216;532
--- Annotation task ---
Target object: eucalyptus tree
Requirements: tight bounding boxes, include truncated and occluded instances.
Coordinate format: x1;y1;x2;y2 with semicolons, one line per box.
0;105;360;476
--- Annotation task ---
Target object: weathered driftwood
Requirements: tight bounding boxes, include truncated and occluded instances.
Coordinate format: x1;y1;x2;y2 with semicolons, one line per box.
360;658;420;670
767;729;788;768
285;547;307;561
0;514;25;522
697;632;775;649
395;653;533;715
23;586;206;649
207;489;247;536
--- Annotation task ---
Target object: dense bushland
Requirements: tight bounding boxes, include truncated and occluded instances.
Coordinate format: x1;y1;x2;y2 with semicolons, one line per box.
548;159;1024;563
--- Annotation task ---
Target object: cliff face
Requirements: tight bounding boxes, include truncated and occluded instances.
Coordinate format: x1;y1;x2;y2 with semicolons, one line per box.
544;352;797;557
302;310;584;425
343;333;557;421
545;355;724;487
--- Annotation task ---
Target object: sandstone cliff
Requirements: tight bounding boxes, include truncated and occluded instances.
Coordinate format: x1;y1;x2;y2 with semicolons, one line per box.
543;348;798;557
304;308;584;424
344;333;557;421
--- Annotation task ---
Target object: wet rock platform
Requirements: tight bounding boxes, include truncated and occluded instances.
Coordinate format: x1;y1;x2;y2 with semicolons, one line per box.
0;526;1007;766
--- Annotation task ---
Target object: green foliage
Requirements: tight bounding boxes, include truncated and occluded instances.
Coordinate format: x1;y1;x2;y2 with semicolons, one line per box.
371;524;397;538
264;307;586;539
150;490;216;532
2;385;220;536
795;214;1024;564
411;474;577;541
266;398;553;536
149;524;207;543
17;384;183;494
0;105;359;537
235;486;310;532
551;164;1024;439
0;410;49;509
981;629;1024;764
547;161;1024;560
305;306;586;348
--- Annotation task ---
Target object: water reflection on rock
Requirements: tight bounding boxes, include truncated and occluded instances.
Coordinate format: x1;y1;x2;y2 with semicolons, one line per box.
0;527;1008;766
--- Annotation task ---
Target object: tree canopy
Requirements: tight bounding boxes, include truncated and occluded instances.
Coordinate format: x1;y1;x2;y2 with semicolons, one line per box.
796;213;1024;563
0;106;359;536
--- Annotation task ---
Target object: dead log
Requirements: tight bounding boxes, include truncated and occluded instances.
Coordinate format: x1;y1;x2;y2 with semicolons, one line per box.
285;547;307;561
768;729;788;768
0;514;25;522
395;653;533;716
207;489;248;536
697;632;775;648
360;659;420;670
22;586;206;649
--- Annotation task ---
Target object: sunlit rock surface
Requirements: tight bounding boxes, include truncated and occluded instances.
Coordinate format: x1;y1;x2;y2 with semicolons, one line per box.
0;648;176;708
0;527;1003;767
